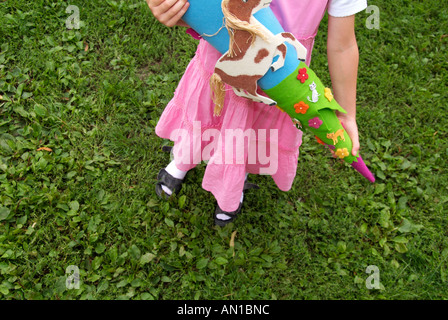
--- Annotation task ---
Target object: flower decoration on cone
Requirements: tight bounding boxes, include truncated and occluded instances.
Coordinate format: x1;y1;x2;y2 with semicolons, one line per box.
335;148;350;159
294;101;309;114
297;68;309;84
308;117;323;129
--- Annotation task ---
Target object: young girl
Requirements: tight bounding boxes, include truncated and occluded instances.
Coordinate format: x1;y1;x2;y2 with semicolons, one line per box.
147;0;367;226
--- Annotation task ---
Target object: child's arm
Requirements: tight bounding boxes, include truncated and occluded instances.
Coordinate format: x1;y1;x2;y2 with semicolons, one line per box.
146;0;190;27
327;14;360;157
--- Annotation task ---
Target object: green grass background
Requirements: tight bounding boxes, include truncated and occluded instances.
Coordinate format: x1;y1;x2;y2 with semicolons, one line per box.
0;0;447;299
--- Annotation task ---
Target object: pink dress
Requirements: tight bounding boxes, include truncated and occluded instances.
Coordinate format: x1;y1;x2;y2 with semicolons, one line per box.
155;1;330;212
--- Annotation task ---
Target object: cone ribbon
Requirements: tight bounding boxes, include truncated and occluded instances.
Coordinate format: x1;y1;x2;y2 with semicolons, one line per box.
181;0;375;182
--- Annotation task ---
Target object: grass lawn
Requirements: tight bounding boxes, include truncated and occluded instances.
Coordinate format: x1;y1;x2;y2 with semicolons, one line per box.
0;0;447;300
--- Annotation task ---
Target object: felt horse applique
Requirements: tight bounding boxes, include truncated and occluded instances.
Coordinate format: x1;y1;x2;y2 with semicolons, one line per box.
210;0;308;116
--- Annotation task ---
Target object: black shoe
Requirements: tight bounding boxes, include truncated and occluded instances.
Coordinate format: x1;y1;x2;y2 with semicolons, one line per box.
214;202;243;227
156;146;184;200
214;181;259;226
155;168;184;199
155;145;184;199
156;169;184;199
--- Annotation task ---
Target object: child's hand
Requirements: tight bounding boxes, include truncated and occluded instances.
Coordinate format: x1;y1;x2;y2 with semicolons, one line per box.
146;0;190;27
328;114;360;159
337;114;360;157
